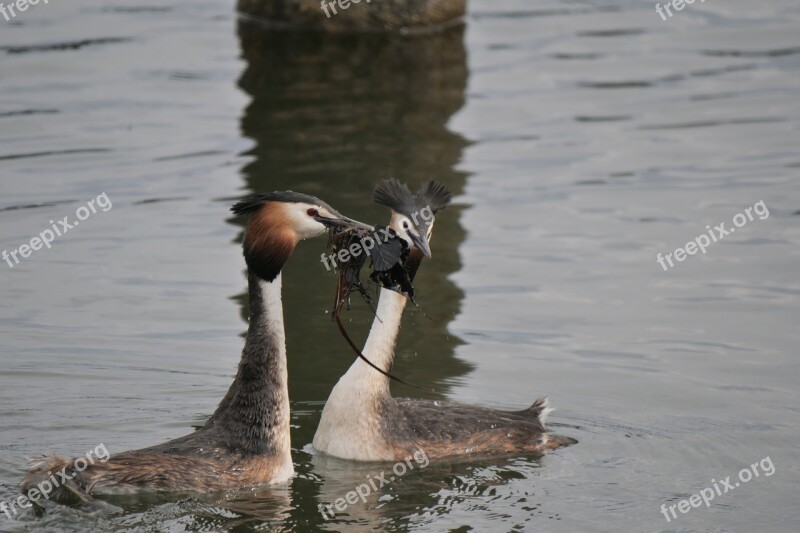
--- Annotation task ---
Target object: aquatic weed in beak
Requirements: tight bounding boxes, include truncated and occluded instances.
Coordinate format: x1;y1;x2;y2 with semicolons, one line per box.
327;225;431;393
328;224;414;308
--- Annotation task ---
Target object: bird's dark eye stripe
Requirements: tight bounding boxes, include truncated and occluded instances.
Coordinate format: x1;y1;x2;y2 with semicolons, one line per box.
307;208;319;217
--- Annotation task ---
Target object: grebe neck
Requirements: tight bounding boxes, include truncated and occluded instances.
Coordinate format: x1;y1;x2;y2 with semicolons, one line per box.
344;287;408;397
313;286;408;459
208;272;290;459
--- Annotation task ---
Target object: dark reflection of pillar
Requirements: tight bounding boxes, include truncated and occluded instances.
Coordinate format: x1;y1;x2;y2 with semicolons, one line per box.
236;17;471;398
233;20;471;530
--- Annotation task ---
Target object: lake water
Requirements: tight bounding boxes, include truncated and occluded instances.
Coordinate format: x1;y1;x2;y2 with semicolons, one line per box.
1;0;798;531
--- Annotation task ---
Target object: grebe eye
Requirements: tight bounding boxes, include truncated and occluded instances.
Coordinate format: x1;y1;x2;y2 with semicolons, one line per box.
402;221;410;230
307;208;319;217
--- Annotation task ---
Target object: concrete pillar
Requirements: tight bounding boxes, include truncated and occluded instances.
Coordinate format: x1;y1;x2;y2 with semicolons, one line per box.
237;0;466;33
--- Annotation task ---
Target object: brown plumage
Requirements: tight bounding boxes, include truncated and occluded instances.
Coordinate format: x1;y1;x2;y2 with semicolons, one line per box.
242;202;297;282
380;397;572;460
22;452;284;503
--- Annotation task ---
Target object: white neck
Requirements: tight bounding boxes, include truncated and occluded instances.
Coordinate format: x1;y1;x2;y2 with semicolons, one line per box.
251;274;293;479
344;287;408;395
259;274;291;455
313;287;408;460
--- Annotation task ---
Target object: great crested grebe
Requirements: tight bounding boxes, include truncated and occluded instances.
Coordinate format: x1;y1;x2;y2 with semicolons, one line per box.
22;192;370;500
314;180;571;461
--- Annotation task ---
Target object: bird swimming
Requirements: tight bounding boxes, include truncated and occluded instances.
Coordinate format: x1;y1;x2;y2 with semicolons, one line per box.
21;192;370;502
314;179;573;461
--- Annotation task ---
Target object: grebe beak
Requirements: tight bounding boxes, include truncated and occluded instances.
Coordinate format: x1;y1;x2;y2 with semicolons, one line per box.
408;232;432;258
315;214;374;232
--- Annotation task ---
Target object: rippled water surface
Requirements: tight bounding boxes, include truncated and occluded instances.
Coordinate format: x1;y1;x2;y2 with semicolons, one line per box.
1;0;798;531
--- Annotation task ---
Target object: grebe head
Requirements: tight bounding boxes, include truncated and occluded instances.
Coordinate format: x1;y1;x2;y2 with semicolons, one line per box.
232;191;370;281
373;179;452;259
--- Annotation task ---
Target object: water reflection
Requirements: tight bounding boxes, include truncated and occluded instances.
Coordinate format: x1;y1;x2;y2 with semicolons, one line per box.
233;19;472;530
235;19;472;402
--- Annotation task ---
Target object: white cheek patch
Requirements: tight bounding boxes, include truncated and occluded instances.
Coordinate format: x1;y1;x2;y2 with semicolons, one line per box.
287;204;327;239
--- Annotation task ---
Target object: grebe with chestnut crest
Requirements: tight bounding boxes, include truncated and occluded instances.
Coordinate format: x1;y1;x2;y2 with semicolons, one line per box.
22;192;370;501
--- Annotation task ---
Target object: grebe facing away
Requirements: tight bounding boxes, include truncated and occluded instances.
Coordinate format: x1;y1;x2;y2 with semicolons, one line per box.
314;180;573;462
22;192;369;500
